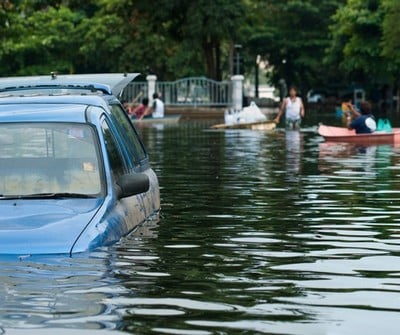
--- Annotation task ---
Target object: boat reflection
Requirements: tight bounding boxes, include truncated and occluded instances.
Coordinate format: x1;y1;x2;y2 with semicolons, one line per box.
318;141;396;179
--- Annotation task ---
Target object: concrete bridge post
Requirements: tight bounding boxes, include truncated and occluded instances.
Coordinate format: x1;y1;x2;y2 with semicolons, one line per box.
231;75;244;111
146;74;157;104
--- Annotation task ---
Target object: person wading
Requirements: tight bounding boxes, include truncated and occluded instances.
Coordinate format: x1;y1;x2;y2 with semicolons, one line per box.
274;86;305;130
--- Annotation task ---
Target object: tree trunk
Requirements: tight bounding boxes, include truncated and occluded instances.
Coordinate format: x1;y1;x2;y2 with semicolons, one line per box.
215;40;222;81
203;37;221;80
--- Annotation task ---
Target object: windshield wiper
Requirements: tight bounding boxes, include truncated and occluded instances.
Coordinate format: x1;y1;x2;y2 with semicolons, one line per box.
44;192;96;199
0;193;96;200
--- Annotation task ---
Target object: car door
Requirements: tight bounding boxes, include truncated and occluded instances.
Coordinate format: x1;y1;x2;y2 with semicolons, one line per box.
108;103;160;216
100;116;149;235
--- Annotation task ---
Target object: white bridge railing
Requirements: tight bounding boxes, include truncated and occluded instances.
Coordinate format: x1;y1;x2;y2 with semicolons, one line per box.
122;76;243;109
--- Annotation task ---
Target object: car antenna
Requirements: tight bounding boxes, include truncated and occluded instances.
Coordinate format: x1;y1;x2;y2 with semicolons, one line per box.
50;72;58;80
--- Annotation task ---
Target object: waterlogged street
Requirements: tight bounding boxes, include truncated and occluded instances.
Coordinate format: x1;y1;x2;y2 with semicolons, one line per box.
1;111;400;334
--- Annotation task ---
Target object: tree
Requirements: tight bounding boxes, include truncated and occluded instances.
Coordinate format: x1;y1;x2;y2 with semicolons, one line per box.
381;0;400;76
110;0;246;80
76;11;130;73
4;0;373;88
181;0;245;80
326;0;387;84
0;3;83;75
245;0;345;93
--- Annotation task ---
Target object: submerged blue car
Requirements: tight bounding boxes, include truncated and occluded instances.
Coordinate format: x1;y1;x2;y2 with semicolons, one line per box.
0;74;160;256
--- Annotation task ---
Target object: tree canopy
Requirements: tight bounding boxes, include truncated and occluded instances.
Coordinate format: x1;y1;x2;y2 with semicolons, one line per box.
244;0;345;92
326;0;386;82
0;0;400;93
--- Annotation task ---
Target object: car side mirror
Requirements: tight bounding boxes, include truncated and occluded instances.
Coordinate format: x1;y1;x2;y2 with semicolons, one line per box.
116;173;150;199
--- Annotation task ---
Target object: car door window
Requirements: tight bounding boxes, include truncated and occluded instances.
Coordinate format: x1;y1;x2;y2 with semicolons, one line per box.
110;104;147;164
101;119;127;181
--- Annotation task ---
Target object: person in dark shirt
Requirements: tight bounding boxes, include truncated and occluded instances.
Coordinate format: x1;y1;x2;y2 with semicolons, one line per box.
346;101;376;134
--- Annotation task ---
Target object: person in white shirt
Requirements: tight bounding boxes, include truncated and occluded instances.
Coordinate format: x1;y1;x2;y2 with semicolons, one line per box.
274;86;305;129
150;92;165;118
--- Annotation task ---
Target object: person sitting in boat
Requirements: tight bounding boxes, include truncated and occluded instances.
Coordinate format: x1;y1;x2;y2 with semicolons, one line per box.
346;101;376;134
147;92;165;119
131;97;149;120
274;86;305;130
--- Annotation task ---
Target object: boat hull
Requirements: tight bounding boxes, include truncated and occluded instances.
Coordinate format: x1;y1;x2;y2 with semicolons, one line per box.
211;121;276;130
132;115;181;124
318;124;400;145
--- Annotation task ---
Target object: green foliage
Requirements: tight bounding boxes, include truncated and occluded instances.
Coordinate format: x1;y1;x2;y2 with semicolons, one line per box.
0;0;399;90
0;4;82;75
326;0;386;82
131;0;246;80
77;13;128;73
0;0;245;79
381;0;400;75
245;0;345;91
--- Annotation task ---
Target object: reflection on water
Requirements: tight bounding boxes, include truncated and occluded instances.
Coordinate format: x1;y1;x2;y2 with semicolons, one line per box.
2;122;400;334
285;130;302;181
0;222;160;333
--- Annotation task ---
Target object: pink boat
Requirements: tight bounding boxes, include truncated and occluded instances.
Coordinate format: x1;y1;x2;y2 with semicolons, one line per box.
318;124;400;145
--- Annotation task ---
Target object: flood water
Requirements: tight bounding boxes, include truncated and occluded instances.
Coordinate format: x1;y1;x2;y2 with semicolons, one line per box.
2;110;400;334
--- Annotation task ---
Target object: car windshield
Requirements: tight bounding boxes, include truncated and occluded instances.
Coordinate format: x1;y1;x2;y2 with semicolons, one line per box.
0;123;102;197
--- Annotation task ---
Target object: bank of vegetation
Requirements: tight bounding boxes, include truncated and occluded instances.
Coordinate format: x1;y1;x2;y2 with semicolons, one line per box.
0;0;399;96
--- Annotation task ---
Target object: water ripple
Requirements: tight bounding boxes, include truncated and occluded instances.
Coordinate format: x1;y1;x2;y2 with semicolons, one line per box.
3;125;400;334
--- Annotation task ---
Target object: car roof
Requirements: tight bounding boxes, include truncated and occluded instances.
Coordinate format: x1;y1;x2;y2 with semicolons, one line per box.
0;73;139;96
0;95;109;123
0;73;137;123
0;94;110;107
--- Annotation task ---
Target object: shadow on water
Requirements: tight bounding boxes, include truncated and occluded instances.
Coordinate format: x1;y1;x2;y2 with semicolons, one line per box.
2;110;400;334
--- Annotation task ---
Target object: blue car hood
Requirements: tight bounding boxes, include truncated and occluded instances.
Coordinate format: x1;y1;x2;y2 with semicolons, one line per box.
0;198;102;255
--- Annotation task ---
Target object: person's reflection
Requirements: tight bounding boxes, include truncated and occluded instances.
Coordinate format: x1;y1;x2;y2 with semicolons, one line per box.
285;130;302;182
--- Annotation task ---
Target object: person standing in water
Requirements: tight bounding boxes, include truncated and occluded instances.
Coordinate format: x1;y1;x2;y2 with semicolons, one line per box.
274;86;305;129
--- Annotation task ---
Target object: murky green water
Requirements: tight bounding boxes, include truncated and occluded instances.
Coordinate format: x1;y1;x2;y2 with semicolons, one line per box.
2;111;400;334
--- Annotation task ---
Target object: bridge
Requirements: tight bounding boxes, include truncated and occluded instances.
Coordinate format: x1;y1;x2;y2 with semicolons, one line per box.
121;75;244;111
